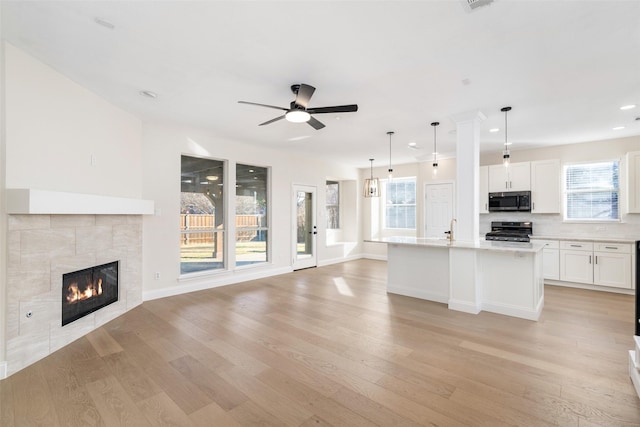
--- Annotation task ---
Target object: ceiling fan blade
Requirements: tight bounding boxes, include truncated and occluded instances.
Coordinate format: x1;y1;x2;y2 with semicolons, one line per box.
238;101;288;111
295;84;316;108
307;116;325;130
259;115;286;126
307;104;358;114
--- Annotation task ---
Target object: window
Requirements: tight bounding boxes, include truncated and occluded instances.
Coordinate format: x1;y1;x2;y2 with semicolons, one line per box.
180;155;225;274
326;181;340;229
384;177;416;229
564;160;619;221
235;164;269;265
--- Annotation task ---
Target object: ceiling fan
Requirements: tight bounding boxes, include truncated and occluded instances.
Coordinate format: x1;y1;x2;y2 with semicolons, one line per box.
238;83;358;130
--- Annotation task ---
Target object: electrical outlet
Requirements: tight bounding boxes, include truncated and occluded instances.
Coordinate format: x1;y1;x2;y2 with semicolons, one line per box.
154;272;160;280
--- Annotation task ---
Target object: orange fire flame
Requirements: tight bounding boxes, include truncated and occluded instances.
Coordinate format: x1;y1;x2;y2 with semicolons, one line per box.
66;278;103;304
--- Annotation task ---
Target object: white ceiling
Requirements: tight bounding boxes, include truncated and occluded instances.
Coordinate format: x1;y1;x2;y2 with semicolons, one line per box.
2;0;640;168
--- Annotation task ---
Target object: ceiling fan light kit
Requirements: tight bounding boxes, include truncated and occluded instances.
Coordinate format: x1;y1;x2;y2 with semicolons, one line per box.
285;110;311;123
239;83;358;130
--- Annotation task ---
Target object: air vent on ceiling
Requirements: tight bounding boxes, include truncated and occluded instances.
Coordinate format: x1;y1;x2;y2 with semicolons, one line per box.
460;0;494;12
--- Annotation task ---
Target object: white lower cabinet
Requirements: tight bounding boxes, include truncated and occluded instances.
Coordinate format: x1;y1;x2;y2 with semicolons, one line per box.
559;241;632;289
537;239;559;280
593;243;632;288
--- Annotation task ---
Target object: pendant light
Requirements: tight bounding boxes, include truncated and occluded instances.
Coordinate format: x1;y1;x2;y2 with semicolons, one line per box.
501;106;512;167
431;121;440;175
363;158;380;197
387;131;395;180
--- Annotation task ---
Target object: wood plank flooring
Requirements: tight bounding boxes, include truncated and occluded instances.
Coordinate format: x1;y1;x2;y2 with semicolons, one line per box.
2;259;640;426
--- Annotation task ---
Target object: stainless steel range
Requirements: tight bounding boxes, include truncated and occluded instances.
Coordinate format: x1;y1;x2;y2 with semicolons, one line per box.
485;221;532;242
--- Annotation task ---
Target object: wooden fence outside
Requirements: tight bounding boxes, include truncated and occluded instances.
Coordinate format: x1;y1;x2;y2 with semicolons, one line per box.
180;214;262;245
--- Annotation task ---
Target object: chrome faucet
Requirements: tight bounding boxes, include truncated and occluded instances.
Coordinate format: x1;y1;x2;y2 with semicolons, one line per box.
446;218;457;242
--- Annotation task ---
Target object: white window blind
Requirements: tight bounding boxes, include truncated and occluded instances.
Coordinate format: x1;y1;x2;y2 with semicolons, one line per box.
564;160;619;221
384;178;416;229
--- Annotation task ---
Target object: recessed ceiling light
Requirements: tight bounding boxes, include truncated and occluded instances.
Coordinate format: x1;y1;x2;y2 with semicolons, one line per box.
200;181;209;185
94;17;115;30
613;126;625;130
206;175;219;181
248;169;254;173
489;128;500;133
139;90;158;99
408;142;417;147
620;104;636;110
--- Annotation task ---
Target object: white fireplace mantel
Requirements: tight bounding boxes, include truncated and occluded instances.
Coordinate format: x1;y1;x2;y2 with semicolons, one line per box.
6;188;154;215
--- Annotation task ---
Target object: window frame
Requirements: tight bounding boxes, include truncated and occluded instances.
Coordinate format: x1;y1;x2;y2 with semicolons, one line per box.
326;180;340;230
382;176;417;231
234;163;271;268
562;159;620;223
179;154;227;276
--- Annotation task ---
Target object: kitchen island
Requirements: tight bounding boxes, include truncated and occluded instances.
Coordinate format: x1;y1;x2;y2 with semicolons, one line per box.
380;237;545;321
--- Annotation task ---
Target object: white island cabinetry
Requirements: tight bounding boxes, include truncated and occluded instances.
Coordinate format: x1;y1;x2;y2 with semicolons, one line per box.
383;237;544;321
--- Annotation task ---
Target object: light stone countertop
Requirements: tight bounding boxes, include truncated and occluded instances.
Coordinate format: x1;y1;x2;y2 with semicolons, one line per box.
530;235;637;244
373;236;545;253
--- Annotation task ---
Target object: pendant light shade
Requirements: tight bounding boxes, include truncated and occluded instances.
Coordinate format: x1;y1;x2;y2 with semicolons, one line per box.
363;158;380;198
387;131;395;180
501;106;512;167
431;121;440;175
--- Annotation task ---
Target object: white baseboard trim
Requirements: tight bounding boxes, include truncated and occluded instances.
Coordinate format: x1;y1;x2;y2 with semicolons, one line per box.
318;254;363;267
482;297;544;321
629;350;640;399
387;286;448;304
143;266;293;301
545;280;633;295
361;253;387;261
448;299;481;315
0;361;7;380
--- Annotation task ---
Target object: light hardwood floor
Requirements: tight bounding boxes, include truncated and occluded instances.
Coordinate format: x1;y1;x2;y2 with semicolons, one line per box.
2;259;640;426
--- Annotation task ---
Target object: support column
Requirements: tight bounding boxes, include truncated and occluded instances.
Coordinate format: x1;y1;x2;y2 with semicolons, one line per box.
452;110;486;243
448;110;485;314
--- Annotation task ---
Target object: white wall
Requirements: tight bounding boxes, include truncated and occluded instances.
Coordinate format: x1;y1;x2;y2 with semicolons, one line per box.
4;43;143;197
141;121;359;298
0;9;8;376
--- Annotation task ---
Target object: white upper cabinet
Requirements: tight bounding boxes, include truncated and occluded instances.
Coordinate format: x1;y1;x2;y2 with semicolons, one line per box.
479;166;489;214
488;162;531;192
626;151;640;213
531;159;560;213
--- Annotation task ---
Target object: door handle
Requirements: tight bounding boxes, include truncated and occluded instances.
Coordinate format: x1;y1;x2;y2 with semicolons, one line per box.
595;256;598;264
589;255;592;264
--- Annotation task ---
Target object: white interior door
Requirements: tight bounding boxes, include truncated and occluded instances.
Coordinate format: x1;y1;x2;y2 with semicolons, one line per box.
292;185;317;270
425;182;454;238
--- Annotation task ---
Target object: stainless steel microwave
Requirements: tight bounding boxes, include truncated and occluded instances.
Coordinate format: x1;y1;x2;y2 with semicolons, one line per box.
488;191;531;212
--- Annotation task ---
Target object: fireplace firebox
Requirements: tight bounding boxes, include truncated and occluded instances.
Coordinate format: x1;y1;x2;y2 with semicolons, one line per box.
62;261;119;326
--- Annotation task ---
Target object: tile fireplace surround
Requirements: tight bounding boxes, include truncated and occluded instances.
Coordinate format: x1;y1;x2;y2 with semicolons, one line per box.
5;212;145;377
